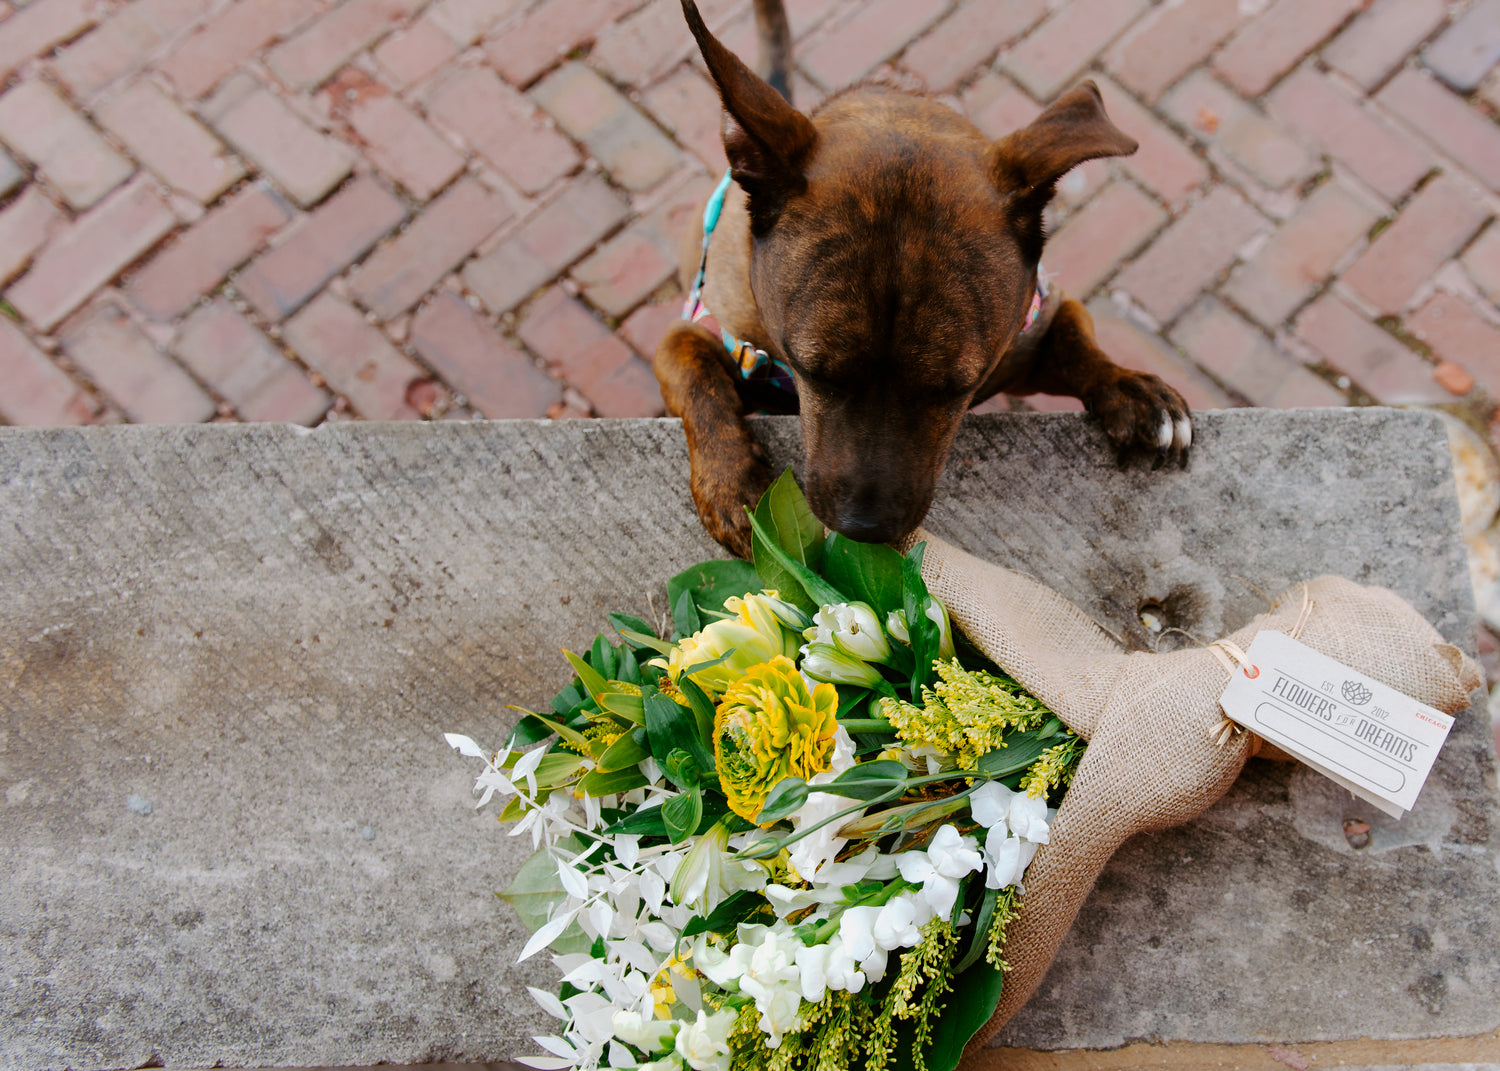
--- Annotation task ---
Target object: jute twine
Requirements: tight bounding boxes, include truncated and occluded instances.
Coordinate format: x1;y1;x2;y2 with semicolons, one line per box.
904;532;1483;1066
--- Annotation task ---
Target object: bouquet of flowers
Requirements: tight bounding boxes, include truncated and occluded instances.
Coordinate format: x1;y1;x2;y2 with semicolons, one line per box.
447;473;1084;1071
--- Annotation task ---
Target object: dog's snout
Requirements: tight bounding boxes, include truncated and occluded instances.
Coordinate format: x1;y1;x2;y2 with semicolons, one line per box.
833;509;904;545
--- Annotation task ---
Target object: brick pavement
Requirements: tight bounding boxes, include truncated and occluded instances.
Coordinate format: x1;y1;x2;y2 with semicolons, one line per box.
4;1;1500;585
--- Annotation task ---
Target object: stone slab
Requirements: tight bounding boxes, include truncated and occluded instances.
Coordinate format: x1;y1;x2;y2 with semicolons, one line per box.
0;410;1495;1070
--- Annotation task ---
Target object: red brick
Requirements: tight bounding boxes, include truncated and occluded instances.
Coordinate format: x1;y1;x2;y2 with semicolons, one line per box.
425;66;578;195
960;72;1041;140
282;292;425;419
265;0;421;91
1094;77;1208;208
0;0;97;81
531;62;682;192
7;177;175;331
571;174;713;318
60;305;216;423
591;0;741;88
409;290;560;417
0;79;133;210
1162;70;1316;191
425;0;524;45
1432;359;1474;396
174;299;330;424
1422;0;1500;94
1103;0;1242;102
0;186;64;286
1324;0;1447;92
463;173;629;314
1005;0;1149;103
481;0;635;87
1341;175;1488;316
515;286;663;416
1214;0;1363;97
371;16;460;89
126;182;293;321
0;316;100;425
93;80;245;204
1115;185;1266;324
1294;293;1451;405
620;300;683;360
1406;292;1500;398
350;177;511;320
52;0;213;99
1171;296;1343;407
1044;181;1167;299
1461;224;1500;307
1266;67;1429;203
158;0;310;98
235;175;407;321
1378;68;1500;194
343;92;464;201
1087;302;1234;410
1224;179;1379;328
896;0;1044;93
642;65;728;173
211;87;354;208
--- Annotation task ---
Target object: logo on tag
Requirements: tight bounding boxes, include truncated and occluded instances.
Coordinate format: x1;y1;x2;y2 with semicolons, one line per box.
1219;632;1455;819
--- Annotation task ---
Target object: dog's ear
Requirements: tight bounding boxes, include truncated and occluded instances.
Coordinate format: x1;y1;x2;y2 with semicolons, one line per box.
989;81;1137;259
682;0;817;232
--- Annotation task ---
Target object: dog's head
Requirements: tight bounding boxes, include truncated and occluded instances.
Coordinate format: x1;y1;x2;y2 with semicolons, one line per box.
682;1;1136;544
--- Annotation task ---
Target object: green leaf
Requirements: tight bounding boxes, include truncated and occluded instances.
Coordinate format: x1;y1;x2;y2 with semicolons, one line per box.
818;760;908;800
822;534;905;617
563;650;608;704
662;787;704;844
902;542;940;701
681;889;771;938
672;586;702;639
645;688;717;785
602;792;732;837
578;766;650;797
955;886;999;975
677;677;718;774
617;628;673;655
498;837;592;956
667;559;762;622
610;612;657;644
597;691;645;724
925;960;1005;1071
764;468;825;568
597;729;651;773
590;634;618;681
746;507;850;611
755;776;810;824
506;714;554;748
512;706;591;752
533;751;587;788
835;686;871;719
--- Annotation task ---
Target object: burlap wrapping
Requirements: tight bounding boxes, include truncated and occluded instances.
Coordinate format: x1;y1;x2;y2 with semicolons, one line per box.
906;531;1484;1065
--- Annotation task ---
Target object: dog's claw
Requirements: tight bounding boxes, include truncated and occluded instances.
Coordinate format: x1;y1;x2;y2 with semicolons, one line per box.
1087;369;1193;471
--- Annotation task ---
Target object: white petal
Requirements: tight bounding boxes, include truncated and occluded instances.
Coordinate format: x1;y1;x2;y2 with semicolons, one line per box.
519;914;572;962
444;733;490;759
558;859;589;901
516;1056;573;1070
529;986;569;1021
532;1035;578;1058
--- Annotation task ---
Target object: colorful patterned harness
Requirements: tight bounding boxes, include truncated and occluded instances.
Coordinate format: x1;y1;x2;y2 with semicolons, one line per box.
682;170;1048;396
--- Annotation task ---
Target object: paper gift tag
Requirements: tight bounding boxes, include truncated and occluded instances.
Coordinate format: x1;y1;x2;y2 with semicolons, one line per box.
1219;631;1454;818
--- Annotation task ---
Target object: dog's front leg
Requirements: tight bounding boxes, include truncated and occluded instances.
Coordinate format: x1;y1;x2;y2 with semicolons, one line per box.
1014;297;1193;466
655;320;771;558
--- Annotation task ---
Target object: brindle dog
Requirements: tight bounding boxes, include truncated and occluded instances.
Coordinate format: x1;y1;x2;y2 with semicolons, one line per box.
655;0;1192;558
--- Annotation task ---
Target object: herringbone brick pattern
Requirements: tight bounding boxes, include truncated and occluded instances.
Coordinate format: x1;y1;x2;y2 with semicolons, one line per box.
1;0;1498;435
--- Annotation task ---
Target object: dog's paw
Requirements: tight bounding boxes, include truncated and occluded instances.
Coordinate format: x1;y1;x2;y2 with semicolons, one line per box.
690;435;772;560
1086;370;1192;468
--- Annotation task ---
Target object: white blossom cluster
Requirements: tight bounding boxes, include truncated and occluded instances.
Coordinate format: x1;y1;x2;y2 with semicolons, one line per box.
446;729;1054;1071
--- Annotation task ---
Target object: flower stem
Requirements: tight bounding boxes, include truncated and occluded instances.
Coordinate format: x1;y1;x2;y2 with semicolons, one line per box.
837;717;895;734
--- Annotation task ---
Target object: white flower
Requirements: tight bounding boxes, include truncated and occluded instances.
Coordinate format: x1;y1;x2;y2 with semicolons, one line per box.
808;602;892;663
969;781;1018;830
884;599;954;658
636;1055;684;1071
692;935;738;989
756;984;804;1049
799;643;883;687
980;826;1035;890
1008;792;1051;844
872;892;929;951
732;926;802;1006
795;939;866;1002
674;1008;735;1071
894;825;983;919
611;1009;676;1053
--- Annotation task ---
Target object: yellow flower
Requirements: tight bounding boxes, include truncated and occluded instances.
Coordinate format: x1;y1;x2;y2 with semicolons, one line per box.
714;655;838;823
653;592;801;695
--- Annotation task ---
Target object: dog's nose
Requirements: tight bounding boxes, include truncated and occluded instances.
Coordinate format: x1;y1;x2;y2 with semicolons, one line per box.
832;507;906;545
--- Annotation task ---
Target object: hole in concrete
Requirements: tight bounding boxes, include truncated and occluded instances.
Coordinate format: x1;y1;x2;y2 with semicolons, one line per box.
1135;587;1207;650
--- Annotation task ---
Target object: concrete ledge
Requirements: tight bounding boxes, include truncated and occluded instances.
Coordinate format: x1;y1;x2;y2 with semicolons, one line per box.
0;411;1495;1070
